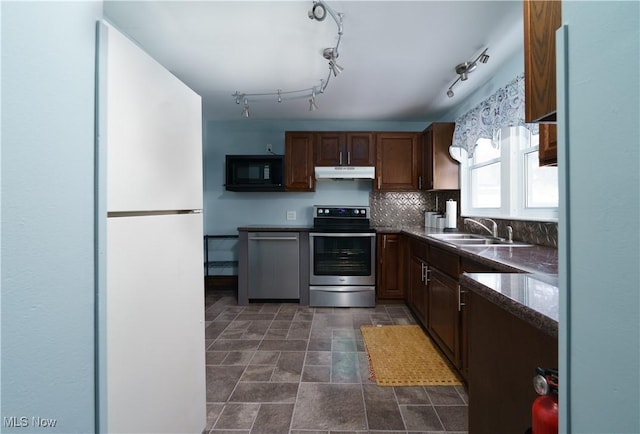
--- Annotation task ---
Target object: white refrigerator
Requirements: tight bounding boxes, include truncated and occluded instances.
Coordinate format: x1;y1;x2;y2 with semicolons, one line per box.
96;21;206;433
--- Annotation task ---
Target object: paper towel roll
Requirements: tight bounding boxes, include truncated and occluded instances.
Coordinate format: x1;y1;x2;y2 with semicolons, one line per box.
445;200;457;229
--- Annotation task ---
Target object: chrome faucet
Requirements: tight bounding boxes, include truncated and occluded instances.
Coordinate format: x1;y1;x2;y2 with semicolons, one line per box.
506;225;513;243
464;218;498;238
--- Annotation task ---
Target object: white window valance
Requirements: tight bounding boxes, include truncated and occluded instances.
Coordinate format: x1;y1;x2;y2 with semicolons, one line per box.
451;73;539;158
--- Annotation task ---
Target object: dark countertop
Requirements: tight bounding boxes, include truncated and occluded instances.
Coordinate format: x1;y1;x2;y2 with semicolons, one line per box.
380;226;558;275
377;226;558;336
460;273;559;338
237;224;559;335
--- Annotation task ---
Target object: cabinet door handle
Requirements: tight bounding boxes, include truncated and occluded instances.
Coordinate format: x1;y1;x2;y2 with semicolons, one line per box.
377;176;381;190
347;151;351;165
308;176;312;189
418;176;422;190
458;285;467;311
421;263;429;282
339;151;343;166
383;235;386;250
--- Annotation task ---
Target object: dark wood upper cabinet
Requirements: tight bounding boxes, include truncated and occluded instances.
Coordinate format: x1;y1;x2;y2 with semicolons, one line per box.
285;132;315;191
375;132;420;191
346;132;376;166
314;132;375;166
524;0;562;123
420;122;459;191
538;123;558;166
314;132;345;166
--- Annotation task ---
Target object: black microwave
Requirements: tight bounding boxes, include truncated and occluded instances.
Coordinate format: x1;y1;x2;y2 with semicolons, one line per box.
225;155;285;192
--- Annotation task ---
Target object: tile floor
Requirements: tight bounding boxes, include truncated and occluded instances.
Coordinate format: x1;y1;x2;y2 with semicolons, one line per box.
204;289;468;434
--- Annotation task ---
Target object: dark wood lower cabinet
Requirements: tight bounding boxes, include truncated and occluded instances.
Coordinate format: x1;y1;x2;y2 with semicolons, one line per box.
406;238;428;322
376;233;404;301
408;254;427;322
467;290;558;434
427;267;460;367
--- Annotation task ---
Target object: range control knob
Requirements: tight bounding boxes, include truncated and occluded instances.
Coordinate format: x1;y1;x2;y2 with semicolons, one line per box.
324;209;330;214
353;209;359;215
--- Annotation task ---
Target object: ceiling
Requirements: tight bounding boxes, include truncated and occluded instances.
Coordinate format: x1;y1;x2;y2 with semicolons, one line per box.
103;1;524;122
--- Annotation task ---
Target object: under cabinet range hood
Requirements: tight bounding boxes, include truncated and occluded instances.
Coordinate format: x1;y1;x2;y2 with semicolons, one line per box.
314;166;375;180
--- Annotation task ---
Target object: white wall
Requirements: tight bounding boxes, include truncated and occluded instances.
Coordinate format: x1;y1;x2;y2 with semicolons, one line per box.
560;2;639;432
1;1;102;432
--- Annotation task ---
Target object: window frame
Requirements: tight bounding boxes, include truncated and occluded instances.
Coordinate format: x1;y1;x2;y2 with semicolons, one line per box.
460;126;558;222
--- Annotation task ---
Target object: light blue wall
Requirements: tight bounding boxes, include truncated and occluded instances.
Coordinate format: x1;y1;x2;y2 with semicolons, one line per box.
560;2;639;432
1;2;102;432
204;120;426;234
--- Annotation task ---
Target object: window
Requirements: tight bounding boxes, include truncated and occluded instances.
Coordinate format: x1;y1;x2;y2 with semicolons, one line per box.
468;136;501;208
461;126;558;221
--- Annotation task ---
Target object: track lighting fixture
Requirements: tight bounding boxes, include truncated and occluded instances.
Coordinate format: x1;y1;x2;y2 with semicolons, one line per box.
309;90;318;111
446;48;490;98
323;48;344;77
241;98;249;118
232;1;344;116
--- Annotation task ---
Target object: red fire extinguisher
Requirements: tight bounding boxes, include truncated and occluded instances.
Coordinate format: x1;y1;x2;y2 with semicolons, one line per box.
531;367;558;434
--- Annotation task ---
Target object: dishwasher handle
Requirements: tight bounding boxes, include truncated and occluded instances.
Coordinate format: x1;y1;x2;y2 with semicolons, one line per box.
249;236;298;241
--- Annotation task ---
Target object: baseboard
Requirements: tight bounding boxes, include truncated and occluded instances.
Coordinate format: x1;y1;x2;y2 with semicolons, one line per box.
205;275;238;291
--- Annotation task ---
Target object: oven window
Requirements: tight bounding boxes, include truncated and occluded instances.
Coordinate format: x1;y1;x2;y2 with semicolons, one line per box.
312;235;372;276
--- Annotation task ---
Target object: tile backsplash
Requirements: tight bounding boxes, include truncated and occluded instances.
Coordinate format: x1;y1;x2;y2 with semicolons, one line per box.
370;190;558;248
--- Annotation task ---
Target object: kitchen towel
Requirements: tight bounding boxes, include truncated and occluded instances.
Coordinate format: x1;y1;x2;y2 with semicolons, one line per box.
445;200;457;229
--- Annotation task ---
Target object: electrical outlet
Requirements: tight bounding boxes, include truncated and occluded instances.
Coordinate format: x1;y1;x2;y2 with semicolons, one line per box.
266;143;273;153
286;211;296;220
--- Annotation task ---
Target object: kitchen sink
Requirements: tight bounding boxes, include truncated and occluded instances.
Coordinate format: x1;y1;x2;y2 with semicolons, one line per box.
427;232;533;247
428;233;487;241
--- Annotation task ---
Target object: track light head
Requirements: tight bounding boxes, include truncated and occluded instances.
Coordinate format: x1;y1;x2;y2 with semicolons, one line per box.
308;2;326;21
447;88;454;98
309;89;319;111
479;53;490;64
241;98;249;118
329;60;343;77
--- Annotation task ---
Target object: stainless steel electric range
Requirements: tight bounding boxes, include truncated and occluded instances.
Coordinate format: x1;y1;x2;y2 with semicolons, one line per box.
309;205;376;307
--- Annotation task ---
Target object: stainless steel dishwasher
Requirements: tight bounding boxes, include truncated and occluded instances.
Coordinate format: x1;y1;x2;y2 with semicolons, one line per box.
248;232;300;300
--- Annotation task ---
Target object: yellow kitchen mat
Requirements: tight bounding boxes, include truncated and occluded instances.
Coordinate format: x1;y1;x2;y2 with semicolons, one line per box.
361;324;463;386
